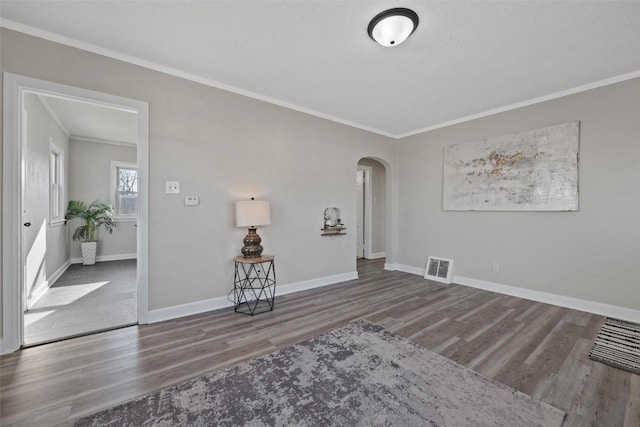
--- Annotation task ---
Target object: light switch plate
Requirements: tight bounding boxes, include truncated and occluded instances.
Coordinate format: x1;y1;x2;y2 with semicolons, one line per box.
166;181;180;194
184;196;199;206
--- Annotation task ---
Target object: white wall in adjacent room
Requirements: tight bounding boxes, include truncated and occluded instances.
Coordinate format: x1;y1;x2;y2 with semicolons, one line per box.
68;139;137;260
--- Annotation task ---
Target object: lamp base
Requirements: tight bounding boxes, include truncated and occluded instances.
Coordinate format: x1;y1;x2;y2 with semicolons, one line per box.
241;227;263;258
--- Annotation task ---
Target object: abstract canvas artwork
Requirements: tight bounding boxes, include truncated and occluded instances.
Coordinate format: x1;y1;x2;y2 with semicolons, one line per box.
443;122;579;211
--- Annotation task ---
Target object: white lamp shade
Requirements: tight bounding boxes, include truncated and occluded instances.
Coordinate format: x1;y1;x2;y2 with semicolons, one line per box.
235;200;271;227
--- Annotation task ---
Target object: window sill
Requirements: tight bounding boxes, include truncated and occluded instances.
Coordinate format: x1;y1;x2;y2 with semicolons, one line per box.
113;216;137;223
49;219;66;227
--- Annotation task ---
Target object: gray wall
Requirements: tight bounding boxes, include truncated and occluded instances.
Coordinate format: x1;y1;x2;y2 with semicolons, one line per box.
2;27;638;329
397;77;640;311
68;139;137;260
1;29;396;313
358;158;386;255
23;93;69;306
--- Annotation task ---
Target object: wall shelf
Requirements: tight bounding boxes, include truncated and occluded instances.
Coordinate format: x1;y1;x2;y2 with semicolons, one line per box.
321;226;347;236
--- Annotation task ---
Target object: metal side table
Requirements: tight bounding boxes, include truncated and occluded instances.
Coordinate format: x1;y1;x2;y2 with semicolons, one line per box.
233;255;276;316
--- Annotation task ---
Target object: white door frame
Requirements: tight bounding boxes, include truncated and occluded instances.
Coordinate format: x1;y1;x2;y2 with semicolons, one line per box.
1;73;150;354
356;168;364;258
357;165;373;259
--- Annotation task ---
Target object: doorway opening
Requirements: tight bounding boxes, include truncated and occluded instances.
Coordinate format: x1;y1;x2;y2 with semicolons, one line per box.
23;92;140;346
2;73;149;353
356;158;387;273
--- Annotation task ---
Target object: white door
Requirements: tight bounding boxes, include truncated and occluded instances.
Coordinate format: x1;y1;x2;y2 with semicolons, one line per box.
356;169;365;258
22;104;51;310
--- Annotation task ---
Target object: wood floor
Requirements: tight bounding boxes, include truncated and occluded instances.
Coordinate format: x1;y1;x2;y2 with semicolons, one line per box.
24;260;137;346
1;259;638;426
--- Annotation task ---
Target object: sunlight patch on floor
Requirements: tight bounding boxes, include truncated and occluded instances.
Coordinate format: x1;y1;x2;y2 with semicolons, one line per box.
24;260;137;346
31;281;110;308
23;310;55;327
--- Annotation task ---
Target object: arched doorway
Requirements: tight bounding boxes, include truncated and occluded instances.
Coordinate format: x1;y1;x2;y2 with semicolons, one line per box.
356;158;387;270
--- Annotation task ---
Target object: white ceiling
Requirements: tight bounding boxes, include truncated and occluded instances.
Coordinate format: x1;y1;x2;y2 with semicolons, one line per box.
3;1;640;138
37;94;138;145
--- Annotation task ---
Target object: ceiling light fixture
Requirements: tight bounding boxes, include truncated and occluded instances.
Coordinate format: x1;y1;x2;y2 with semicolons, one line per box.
368;8;419;47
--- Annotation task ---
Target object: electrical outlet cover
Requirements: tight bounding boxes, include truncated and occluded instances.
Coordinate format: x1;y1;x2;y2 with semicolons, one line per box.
166;181;180;194
184;196;199;206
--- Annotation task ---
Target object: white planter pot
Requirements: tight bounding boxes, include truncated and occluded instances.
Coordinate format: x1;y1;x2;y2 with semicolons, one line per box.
81;241;98;265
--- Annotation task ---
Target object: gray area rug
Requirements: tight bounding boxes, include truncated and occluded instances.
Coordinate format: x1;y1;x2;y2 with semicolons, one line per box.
589;317;640;375
75;320;565;426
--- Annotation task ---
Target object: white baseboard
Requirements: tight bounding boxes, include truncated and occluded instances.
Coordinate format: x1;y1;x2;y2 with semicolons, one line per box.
26;280;50;310
27;260;72;309
277;271;358;297
147;271;358;324
147;294;233;323
384;262;397;271
454;275;640;324
392;264;640;323
50;259;71;285
396;263;426;276
368;252;386;260
70;253;137;264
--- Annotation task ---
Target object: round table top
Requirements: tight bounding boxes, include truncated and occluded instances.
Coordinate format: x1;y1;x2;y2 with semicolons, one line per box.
234;255;274;263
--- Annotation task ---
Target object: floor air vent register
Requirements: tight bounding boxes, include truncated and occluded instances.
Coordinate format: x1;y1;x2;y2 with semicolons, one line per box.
425;256;454;284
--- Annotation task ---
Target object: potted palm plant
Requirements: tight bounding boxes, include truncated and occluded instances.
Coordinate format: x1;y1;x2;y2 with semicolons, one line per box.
65;200;116;265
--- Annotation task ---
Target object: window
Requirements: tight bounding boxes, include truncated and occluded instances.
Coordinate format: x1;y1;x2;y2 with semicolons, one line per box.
111;161;138;218
49;140;64;224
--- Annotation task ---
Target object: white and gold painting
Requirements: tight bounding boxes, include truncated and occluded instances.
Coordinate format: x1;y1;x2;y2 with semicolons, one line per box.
443;122;579;211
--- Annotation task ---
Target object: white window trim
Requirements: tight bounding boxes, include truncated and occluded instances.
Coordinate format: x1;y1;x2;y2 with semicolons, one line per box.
111;160;138;220
49;138;65;226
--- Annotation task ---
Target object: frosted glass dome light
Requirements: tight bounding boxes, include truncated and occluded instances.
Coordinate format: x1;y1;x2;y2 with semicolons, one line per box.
368;8;419;47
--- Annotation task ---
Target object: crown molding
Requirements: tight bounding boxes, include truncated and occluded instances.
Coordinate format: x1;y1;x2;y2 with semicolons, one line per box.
0;19;395;139
70;135;136;147
396;70;640;140
3;19;639;141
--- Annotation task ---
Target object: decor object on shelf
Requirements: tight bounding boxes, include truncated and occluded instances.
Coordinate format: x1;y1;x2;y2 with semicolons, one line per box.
73;321;566;426
368;8;419;47
233;255;276;316
235;198;271;258
443;121;579;211
322;207;346;236
64;200;116;265
323;207;341;227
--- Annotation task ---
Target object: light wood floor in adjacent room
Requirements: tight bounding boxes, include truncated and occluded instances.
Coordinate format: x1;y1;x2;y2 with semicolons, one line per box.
24;260;137;346
1;259;638;426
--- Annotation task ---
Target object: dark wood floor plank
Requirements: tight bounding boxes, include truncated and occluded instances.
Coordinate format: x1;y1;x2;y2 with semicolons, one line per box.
0;258;636;427
625;374;640;427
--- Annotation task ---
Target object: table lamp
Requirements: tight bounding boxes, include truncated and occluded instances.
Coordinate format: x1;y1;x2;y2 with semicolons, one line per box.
235;198;270;258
